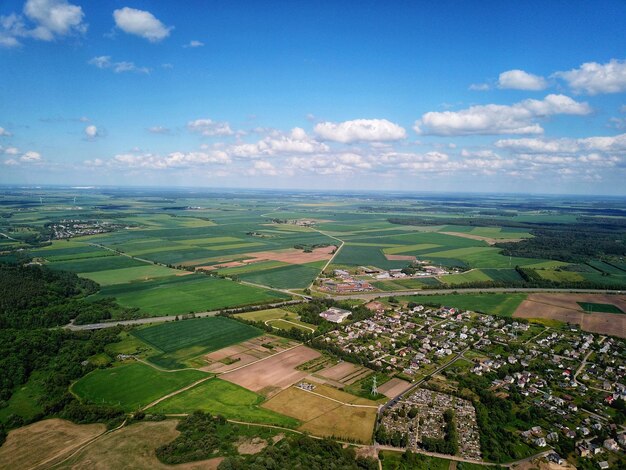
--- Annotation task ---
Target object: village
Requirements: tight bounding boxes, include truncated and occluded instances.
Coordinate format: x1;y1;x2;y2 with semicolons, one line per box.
319;300;626;467
47;219;128;239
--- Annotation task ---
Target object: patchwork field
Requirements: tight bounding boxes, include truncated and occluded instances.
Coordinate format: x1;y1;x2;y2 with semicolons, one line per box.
71;362;209;411
221;345;321;397
376;378;413;398
202;335;301;373
262;385;377;443
0;419;105;470
150;378;299;426
132;317;262;369
513;293;626;337
96;274;289;316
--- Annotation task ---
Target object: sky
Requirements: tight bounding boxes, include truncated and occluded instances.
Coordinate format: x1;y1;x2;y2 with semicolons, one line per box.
1;0;626;195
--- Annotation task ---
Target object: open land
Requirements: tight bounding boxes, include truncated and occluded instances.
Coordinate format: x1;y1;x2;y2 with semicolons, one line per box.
221;345;321;397
513;293;626;337
0;419;105;470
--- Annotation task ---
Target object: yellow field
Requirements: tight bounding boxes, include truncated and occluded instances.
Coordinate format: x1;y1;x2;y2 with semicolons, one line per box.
262;385;377;443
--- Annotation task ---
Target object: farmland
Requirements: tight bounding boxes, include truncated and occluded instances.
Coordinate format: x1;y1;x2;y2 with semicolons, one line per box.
151;378;299;426
400;292;528;317
71;362;209;411
236;308;317;332
96;274;289;316
132;317;262;369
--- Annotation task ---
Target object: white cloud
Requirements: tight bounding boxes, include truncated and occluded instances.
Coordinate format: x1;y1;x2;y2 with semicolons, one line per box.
147;126;170;134
0;127;11;137
228;128;329;157
414;94;591;136
187;119;234;136
184;40;204;48
84;125;97;139
554;59;626;95
314;119;406;143
20;151;41;162
110;150;230;169
88;56;150;74
3;159;19;166
4;147;19;155
0;0;86;47
113;7;172;42
498;69;547;90
469;83;490;91
495;133;626;154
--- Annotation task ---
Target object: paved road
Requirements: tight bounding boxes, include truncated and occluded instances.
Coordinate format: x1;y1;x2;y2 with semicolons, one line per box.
64;298;305;330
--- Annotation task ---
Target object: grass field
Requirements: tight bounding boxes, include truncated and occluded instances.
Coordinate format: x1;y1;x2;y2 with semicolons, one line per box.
237;308;317;331
95;274;289;316
238;262;323;289
151;378;299;426
404;293;528;317
439;269;492;285
80;264;180;285
71;362;209;411
0;373;45;423
578;302;625;314
132;317;262;369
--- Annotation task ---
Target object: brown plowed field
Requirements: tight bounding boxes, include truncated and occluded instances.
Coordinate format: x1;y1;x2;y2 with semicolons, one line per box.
221;345;320;395
243;246;335;265
513;293;626;338
385;254;417;261
377;378;413;398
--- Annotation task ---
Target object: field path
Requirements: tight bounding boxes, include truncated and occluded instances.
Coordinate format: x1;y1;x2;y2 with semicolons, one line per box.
265;318;315;332
135;357;200;373
141;376;214;411
309;228;345;288
297;387;379;409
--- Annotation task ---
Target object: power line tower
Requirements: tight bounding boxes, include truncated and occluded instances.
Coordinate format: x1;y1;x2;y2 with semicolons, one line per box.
371;376;378;396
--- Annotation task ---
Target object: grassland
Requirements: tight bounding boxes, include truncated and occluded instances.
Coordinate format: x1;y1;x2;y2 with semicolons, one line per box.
237;308;317;331
402;293;528;317
71;362;209;411
238;262;322;289
151;378;299;426
132;317;262;369
380;450;451;470
96;274;289;316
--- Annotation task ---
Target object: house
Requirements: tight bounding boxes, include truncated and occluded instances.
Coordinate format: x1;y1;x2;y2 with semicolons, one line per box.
319;307;352;323
598;462;609;470
617;433;626;447
603;439;619;452
534;437;547;447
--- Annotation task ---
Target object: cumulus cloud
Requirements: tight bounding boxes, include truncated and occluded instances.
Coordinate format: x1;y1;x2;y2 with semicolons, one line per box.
113;7;172;42
228;128;329;157
20;151;41;162
88;56;150;74
554;59;626;95
106;150;230;169
314;119;406;143
498;69;548;90
84;125;98;139
414;94;591;136
0;0;86;47
184;40;204;48
0;127;11;137
4;147;19;155
187;119;234;136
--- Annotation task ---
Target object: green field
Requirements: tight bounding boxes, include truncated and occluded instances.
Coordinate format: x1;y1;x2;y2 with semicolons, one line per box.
96;274;289;316
237;308;316;331
71;362;209;411
151;378;299;426
439;269;492;285
403;293;528;317
578;302;624;314
79;264;179;285
238;262;322;289
380;450;450;470
132;316;262;368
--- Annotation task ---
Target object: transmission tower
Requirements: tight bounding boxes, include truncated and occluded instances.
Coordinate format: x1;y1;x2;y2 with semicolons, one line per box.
371;376;378;395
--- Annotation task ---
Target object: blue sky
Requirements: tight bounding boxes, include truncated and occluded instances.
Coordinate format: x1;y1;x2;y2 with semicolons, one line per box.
1;0;625;194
